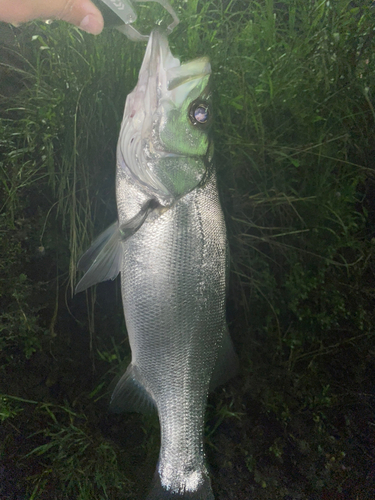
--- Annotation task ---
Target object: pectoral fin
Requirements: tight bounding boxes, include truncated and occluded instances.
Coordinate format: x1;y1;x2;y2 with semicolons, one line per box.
119;198;159;238
75;199;159;294
75;221;123;293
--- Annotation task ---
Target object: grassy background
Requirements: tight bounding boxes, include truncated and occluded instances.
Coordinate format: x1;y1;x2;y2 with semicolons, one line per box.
1;1;374;498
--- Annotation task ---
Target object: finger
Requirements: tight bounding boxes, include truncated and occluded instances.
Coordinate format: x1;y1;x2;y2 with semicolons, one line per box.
57;0;104;34
0;0;104;35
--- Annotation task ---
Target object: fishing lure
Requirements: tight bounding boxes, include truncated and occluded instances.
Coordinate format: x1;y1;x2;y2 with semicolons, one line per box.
98;0;179;41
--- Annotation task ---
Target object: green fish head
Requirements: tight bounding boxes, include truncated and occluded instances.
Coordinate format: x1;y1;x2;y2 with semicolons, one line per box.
118;30;213;200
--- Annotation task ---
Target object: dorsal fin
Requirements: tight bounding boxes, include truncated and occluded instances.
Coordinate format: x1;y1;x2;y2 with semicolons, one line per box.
209;328;239;391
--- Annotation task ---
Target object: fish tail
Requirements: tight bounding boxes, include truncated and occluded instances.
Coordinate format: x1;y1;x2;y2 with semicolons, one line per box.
146;472;215;500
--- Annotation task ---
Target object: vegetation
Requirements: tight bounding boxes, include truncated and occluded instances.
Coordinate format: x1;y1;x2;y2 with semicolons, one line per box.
1;1;374;498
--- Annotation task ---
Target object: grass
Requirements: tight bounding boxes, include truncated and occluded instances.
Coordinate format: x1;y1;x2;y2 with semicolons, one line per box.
0;1;374;498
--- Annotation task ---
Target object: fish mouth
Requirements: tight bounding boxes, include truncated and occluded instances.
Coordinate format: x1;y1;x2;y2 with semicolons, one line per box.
139;30;211;107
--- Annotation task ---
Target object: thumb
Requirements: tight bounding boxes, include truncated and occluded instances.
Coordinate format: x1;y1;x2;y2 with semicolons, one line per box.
58;0;104;35
0;0;104;35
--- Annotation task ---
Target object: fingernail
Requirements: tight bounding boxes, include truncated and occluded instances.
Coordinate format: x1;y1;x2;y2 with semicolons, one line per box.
80;14;103;35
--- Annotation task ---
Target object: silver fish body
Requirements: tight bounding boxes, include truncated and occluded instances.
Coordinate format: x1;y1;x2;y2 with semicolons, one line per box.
76;31;237;500
117;168;226;498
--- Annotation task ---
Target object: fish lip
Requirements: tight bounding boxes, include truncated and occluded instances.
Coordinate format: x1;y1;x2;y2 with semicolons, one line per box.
139;30;179;83
140;30;211;100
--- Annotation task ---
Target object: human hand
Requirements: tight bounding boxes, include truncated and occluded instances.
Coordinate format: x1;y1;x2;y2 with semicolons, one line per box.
0;0;104;34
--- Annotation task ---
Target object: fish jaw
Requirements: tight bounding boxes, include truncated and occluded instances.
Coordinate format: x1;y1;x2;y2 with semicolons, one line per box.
117;30;212;203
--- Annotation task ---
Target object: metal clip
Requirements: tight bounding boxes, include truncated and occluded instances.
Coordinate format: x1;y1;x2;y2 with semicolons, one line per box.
99;0;179;41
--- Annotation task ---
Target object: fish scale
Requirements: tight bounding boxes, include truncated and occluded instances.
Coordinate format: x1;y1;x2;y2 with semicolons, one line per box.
118;171;226;498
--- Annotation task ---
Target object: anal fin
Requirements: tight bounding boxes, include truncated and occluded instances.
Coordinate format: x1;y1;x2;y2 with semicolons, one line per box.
109;364;156;414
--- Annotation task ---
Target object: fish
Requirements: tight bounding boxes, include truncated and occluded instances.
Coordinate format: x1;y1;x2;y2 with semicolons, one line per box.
76;30;237;500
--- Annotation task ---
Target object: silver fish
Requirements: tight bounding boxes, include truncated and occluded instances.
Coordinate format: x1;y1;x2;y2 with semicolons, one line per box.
76;31;237;500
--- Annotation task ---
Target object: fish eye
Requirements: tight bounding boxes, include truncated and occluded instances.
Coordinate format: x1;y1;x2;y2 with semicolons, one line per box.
189;101;210;126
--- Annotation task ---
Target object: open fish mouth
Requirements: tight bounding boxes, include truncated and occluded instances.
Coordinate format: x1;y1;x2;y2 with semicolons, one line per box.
141;30;211;104
127;29;212;132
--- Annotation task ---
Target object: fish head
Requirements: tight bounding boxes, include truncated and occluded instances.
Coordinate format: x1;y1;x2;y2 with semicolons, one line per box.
118;30;213;202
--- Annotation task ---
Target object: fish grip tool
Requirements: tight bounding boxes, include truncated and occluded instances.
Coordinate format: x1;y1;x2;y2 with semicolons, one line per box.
96;0;179;41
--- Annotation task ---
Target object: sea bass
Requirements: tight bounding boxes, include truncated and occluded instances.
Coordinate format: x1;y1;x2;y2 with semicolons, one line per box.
76;31;237;500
